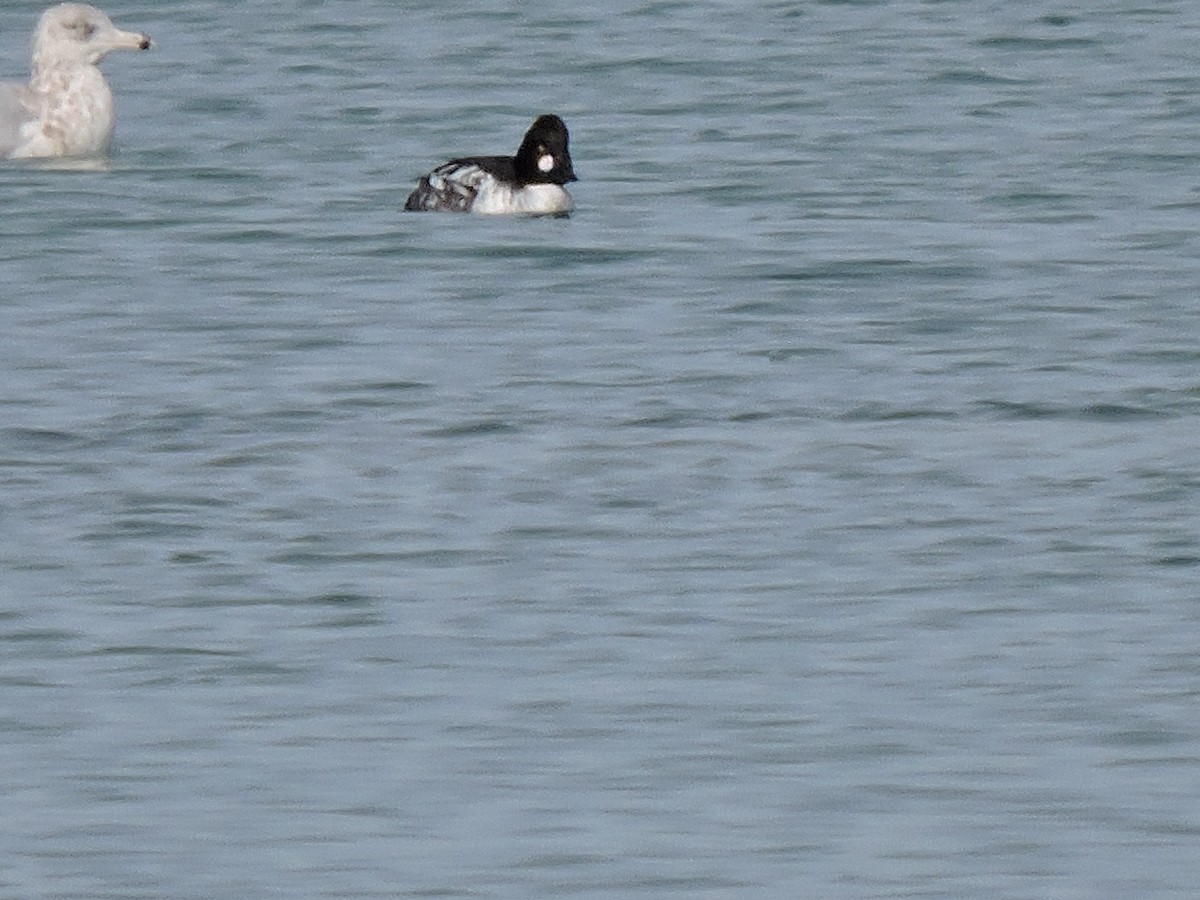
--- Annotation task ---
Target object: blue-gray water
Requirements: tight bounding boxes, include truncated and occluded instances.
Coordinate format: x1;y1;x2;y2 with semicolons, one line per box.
3;1;1200;897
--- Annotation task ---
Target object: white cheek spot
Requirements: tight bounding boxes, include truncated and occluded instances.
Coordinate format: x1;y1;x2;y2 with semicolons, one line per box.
537;153;555;173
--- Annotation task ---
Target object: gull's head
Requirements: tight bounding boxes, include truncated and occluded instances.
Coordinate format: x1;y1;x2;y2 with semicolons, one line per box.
32;3;151;69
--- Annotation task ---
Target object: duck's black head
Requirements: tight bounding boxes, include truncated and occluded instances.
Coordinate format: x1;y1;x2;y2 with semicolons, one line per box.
515;114;577;185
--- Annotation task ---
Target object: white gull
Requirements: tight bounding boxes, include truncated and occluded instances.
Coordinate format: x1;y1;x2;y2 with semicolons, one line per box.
0;3;150;159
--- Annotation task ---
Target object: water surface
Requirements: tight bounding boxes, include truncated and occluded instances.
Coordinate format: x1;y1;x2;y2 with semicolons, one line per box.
2;1;1200;897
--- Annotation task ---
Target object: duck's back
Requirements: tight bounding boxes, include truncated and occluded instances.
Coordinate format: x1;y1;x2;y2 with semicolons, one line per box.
404;157;515;213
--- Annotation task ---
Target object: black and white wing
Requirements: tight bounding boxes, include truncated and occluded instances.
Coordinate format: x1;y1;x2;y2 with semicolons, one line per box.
404;160;490;213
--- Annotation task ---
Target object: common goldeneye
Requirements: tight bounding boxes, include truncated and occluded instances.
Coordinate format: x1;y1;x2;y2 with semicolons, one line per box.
404;114;577;216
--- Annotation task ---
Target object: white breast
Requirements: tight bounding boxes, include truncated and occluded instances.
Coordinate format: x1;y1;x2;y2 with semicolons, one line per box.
471;180;574;216
13;67;115;158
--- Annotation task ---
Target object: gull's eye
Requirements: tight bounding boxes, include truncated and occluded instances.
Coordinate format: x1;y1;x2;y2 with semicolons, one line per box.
82;22;97;38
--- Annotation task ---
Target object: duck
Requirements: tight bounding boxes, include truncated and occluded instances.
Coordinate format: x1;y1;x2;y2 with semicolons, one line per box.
404;114;577;216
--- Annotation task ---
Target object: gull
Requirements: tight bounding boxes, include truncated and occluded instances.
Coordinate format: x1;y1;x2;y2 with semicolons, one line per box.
0;3;150;159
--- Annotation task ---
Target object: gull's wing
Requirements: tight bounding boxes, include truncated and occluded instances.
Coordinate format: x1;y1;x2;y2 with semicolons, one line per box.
0;80;32;158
